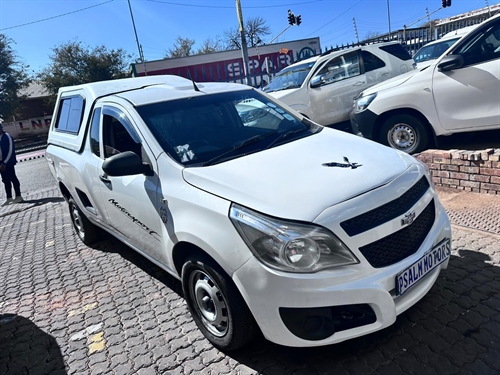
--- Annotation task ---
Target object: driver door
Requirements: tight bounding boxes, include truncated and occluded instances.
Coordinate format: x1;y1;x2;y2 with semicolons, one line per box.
308;50;366;125
432;19;500;131
97;104;164;263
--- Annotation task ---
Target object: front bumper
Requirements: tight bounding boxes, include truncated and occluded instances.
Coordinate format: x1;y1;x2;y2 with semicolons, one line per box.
350;109;378;140
232;201;451;347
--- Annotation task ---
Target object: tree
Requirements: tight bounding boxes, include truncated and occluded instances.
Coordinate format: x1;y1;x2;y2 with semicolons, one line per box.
223;16;271;49
196;37;223;55
165;37;195;58
0;34;31;120
38;41;132;99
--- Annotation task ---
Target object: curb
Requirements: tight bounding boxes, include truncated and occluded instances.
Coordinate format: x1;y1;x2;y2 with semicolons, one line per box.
18;154;45;163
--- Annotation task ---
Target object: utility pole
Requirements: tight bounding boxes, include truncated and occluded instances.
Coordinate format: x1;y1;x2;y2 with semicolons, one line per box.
235;0;251;86
127;0;147;75
386;0;392;40
426;7;432;41
353;18;359;43
486;0;492;17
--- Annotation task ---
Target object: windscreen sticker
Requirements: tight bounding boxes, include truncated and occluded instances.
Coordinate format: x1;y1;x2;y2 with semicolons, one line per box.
175;144;196;162
108;199;161;241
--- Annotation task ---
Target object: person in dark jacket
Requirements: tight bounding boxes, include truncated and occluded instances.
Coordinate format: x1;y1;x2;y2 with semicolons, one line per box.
0;123;23;206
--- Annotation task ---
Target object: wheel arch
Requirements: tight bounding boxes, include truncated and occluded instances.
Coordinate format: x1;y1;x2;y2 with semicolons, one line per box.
374;108;436;146
172;241;222;278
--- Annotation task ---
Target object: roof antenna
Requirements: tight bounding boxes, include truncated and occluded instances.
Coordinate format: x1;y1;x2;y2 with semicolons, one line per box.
192;79;201;92
187;70;200;92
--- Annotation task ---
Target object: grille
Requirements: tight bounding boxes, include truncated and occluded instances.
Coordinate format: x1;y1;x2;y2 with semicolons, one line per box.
358;199;435;269
341;176;429;237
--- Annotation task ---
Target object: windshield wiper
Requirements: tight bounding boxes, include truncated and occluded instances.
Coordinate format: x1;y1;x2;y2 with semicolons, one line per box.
203;130;278;166
264;127;309;150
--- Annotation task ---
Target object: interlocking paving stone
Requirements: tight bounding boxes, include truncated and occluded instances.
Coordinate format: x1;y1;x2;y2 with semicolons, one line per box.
1;187;499;374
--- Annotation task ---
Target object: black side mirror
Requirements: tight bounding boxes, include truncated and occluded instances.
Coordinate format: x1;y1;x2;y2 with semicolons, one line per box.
102;151;153;177
437;54;464;72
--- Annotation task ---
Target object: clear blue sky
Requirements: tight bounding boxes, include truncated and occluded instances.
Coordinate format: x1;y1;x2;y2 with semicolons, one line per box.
0;0;497;74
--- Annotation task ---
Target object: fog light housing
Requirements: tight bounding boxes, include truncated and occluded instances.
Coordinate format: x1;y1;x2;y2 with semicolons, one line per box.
279;304;376;341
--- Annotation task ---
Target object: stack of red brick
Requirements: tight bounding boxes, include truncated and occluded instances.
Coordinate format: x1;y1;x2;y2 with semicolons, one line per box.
415;149;500;195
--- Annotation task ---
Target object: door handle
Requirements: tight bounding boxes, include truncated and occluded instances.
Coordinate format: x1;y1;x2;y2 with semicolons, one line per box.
382;72;390;76
353;81;365;86
99;175;111;184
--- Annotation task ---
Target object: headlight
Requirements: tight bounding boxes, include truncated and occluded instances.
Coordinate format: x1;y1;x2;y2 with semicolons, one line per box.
354;93;377;112
230;204;358;273
415;158;436;189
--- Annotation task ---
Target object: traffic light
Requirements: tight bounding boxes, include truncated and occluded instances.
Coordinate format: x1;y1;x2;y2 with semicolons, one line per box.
296;15;302;26
288;10;296;25
447;0;451;6
442;0;451;7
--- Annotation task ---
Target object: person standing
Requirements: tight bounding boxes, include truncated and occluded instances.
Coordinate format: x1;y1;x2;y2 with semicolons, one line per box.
0;123;23;206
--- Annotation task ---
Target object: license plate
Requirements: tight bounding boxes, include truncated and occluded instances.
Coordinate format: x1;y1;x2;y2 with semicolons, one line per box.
396;238;451;296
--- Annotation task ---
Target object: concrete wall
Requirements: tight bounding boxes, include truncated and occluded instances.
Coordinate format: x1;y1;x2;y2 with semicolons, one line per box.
416;149;500;195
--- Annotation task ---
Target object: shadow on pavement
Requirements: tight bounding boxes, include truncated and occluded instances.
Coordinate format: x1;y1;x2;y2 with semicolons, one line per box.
91;236;184;298
0;314;67;375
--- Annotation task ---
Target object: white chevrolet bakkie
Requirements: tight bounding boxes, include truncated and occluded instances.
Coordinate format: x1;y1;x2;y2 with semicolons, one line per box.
46;75;451;350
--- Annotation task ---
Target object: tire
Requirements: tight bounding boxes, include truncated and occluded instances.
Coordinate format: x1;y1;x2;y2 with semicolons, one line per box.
182;255;256;351
380;114;429;154
68;197;101;245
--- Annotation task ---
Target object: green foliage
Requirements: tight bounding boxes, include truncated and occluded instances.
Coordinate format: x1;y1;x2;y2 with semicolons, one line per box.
38;41;132;99
0;34;31;120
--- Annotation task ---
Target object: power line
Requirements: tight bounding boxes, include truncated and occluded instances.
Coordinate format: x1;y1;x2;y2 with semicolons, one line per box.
146;0;322;9
306;0;364;37
0;0;114;31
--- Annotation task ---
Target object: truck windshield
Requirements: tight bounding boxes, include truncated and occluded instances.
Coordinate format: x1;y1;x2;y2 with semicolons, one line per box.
136;90;321;167
263;61;315;93
413;38;460;63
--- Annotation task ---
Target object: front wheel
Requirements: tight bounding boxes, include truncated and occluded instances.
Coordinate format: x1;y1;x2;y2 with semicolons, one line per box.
380;114;429;154
68;198;101;245
182;255;256;350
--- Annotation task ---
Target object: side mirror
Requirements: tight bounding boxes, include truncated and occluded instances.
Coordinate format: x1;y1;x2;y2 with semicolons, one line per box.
102;151;153;177
310;75;325;88
437;54;464;72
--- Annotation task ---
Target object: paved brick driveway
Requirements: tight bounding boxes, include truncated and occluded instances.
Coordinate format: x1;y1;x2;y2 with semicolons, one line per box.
1;187;499;375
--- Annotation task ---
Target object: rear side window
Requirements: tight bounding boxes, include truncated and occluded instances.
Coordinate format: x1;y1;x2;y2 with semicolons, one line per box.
55;96;84;133
362;51;386;72
379;44;412;61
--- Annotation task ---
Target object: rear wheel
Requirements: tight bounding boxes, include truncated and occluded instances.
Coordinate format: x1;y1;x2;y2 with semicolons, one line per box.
380;114;429;154
68;198;101;245
182;255;256;350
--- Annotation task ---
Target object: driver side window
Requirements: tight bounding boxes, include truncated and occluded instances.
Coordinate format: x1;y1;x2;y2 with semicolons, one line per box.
314;51;360;85
102;107;143;160
455;21;500;66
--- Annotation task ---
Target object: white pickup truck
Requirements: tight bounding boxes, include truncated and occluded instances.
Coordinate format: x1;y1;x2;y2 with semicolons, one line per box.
46;75;451;350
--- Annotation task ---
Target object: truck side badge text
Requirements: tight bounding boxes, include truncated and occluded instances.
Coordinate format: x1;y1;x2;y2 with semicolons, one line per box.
109;199;160;240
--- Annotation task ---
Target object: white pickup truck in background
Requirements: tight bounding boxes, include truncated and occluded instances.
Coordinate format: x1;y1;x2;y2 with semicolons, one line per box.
46;75;451;350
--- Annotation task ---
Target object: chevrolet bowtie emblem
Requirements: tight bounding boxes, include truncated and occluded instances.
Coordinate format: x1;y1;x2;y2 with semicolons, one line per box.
322;157;362;169
401;211;416;226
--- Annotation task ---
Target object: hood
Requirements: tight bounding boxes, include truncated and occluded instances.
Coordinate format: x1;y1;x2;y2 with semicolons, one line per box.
183;129;416;221
362;68;422;96
267;88;300;100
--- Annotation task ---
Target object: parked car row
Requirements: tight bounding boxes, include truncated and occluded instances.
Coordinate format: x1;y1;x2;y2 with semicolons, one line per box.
265;13;500;154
